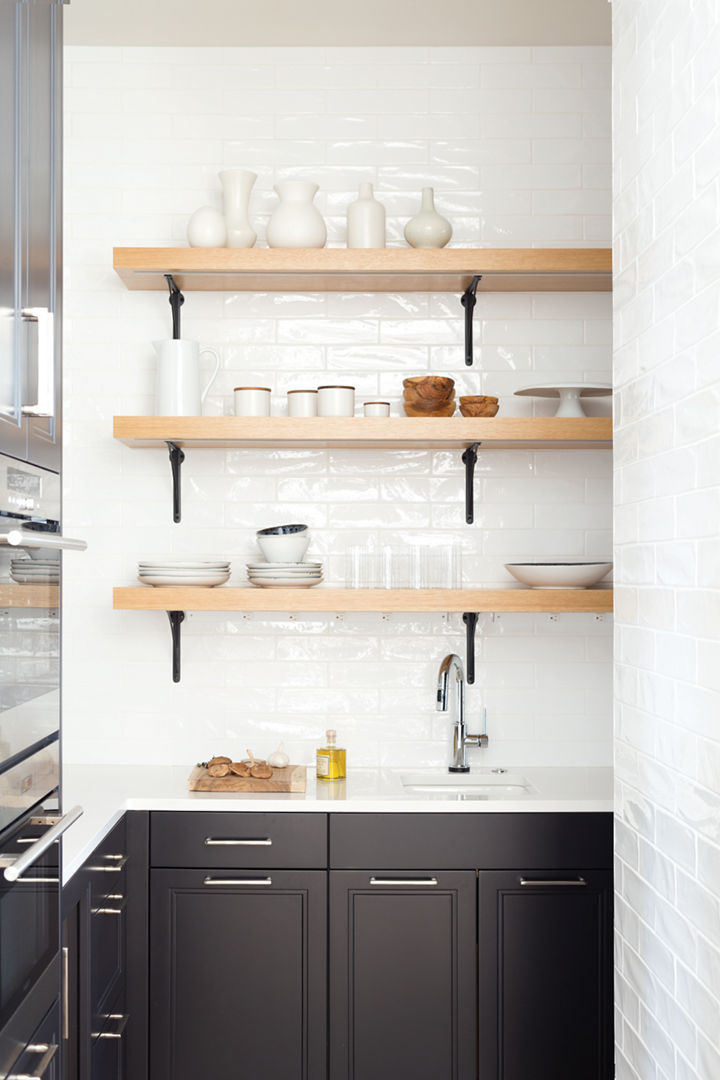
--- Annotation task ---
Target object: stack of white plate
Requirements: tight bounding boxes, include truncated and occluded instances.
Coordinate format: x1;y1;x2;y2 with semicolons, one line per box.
246;561;323;589
138;559;231;588
10;559;60;585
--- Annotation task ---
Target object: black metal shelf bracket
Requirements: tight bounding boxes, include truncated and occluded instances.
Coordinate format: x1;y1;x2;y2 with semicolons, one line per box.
165;274;185;339
461;442;480;524
168;611;185;683
463;612;479;685
460;275;481;366
167;441;185;524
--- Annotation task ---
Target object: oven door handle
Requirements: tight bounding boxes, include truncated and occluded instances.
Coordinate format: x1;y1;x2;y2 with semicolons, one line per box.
0;530;87;552
3;806;83;882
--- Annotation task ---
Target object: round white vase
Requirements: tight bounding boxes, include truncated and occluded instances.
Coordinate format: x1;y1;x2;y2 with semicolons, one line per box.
218;168;257;249
404;187;453;249
347;182;386;248
187;205;227;248
266;180;327;249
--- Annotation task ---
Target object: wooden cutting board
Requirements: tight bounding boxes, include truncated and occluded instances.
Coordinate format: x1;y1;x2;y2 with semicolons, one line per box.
188;764;307;793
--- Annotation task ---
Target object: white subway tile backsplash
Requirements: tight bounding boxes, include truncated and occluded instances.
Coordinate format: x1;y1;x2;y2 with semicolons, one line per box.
63;44;612;777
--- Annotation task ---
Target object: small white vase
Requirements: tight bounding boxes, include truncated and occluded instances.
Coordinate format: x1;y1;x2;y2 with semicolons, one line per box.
347;182;386;249
404;187;453;249
187;205;227;248
219;169;257;249
266;180;327;249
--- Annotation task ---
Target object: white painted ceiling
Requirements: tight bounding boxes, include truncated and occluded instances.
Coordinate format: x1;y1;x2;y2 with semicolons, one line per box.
65;0;611;47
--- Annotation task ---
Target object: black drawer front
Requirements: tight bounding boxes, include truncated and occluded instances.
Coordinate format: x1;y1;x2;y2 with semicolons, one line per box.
330;813;613;870
150;812;328;869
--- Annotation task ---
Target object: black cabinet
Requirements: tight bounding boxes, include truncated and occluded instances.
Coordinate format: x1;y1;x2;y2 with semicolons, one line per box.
62;813;147;1080
478;869;614;1080
149;868;327;1080
330;870;476;1080
5;999;60;1080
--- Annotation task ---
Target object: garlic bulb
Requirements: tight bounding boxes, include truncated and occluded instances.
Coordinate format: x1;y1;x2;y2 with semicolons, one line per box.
268;742;290;768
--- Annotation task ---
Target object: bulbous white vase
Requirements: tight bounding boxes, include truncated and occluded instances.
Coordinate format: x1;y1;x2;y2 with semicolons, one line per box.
266;180;327;249
219;169;257;248
404;187;453;249
187;205;227;248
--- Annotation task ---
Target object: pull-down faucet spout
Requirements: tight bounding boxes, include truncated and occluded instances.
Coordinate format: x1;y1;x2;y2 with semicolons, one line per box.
436;653;488;773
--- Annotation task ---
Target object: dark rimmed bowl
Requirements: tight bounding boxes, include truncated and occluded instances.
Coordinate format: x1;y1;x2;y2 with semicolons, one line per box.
257;524;308;536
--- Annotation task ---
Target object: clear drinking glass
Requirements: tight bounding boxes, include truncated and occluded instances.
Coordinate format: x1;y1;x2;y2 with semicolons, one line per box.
346;546;376;589
428;543;462;589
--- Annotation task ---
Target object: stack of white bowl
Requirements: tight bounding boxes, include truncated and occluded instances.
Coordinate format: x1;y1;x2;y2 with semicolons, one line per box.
246;561;323;589
248;523;322;588
10;558;60;585
138;559;230;588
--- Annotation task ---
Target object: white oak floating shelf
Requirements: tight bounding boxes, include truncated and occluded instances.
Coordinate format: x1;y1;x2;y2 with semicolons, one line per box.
113;587;614;614
113;246;612;294
113;416;613;451
0;585;60;608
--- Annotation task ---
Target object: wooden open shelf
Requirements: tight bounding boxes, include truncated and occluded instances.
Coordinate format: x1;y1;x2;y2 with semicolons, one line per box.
0;584;59;608
114;587;613;615
113;247;612;293
114;416;613;451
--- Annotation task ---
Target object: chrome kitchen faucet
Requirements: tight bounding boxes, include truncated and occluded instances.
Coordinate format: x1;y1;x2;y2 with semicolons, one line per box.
436;653;488;773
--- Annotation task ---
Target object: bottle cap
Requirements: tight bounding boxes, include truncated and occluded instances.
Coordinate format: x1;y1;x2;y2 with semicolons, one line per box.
326;729;337;744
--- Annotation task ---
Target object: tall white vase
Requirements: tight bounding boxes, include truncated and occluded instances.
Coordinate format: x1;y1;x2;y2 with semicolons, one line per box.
404;187;453;249
266;180;327;249
219;169;257;248
346;182;386;248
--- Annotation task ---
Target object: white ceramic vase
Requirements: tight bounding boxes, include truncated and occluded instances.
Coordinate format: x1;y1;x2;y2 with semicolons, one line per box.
154;340;220;416
266;180;327;249
219;169;257;248
404;187;453;249
346;182;386;248
187;205;227;248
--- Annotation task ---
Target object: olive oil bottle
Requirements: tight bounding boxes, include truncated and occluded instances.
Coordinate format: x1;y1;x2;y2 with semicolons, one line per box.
316;729;346;781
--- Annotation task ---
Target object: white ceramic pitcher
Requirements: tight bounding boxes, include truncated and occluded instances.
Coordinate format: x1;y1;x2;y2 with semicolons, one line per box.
153;340;220;416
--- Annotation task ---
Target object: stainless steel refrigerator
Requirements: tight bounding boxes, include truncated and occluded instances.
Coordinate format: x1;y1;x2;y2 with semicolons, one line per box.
0;3;84;1075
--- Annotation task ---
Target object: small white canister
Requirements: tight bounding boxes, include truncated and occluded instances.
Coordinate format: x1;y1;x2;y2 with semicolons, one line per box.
287;389;318;417
363;401;390;417
317;385;355;417
234;386;271;417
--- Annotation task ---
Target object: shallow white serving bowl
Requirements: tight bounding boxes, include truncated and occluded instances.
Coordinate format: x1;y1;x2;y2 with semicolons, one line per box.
505;562;612;589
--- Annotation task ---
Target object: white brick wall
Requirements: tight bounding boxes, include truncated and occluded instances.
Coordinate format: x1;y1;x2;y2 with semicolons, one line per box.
613;2;720;1076
62;45;613;769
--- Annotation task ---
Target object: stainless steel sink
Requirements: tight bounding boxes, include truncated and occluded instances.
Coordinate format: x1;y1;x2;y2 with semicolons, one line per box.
400;771;534;798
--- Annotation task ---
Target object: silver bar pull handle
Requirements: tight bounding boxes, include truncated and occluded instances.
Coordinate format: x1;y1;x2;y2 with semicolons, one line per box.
1;529;87;552
9;1041;58;1079
88;855;128;873
519;877;587;887
369;877;439;887
95;1013;129;1040
203;876;272;887
62;946;70;1041
3;806;83;882
21;307;54;417
204;837;272;846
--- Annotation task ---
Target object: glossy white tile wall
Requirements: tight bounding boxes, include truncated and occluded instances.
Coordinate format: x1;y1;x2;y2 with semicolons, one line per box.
613;3;720;1077
62;45;612;768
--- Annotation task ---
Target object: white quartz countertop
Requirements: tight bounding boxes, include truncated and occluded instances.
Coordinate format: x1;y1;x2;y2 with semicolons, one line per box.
61;763;613;884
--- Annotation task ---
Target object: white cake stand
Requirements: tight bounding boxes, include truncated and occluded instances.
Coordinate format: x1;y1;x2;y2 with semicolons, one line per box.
514;383;612;418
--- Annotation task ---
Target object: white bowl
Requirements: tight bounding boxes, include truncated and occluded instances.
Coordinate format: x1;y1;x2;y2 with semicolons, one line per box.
505;562;612;589
257;532;310;563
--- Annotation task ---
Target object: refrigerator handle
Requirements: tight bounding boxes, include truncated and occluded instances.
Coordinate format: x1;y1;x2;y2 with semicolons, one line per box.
21;307;55;417
0;530;87;552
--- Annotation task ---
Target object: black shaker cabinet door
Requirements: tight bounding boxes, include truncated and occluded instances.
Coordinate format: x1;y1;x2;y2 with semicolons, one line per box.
329;870;477;1080
478;869;613;1080
150;869;327;1080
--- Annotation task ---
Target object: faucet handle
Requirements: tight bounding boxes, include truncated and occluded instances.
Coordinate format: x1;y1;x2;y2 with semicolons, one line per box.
467;707;489;748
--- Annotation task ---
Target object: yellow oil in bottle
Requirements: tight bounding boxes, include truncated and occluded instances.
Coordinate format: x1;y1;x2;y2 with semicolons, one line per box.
316;728;346;781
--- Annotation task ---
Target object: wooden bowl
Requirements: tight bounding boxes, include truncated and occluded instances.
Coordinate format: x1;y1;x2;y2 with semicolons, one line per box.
403;392;456;413
403;400;456;418
402;376;455;401
459;401;499;417
459;395;498;405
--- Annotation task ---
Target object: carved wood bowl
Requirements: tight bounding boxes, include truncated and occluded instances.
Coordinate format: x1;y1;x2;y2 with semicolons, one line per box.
402;376;455;402
459;395;500;418
403;399;456;418
402;392;456;413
